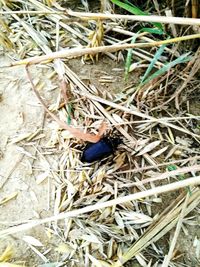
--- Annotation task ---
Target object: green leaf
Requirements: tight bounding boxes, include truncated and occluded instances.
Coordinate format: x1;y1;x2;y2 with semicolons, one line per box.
111;0;163;30
112;0;147;15
66;103;72;125
141;43;167;83
167;165;177;171
125;33;139;79
139;27;164;35
167;165;192;195
141;52;192;85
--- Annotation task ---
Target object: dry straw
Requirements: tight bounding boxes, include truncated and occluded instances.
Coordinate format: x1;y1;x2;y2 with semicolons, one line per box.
66;10;200;25
9;33;200;66
1;175;200;238
0;1;200;266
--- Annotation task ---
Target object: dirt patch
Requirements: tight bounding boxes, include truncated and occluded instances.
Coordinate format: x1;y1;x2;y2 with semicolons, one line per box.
0;58;56;265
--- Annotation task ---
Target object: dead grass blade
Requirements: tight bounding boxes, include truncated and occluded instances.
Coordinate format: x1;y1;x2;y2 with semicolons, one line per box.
82;92;200;140
111;190;200;266
161;193;190;267
0;29;13;49
1;1;200;265
0;176;200;238
9;33;200;66
66;10;200;26
25;66;107;142
117;165;200;188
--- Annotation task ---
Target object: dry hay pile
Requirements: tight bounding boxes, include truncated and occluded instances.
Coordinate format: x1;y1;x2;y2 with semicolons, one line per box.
0;0;200;266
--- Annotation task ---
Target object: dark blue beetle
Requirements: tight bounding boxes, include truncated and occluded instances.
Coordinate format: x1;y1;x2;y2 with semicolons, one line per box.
81;137;122;163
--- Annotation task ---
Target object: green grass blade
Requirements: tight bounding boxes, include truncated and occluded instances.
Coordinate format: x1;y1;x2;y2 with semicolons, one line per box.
111;0;163;30
167;165;192;195
125;33;139;79
141;43;167;83
66;103;72;125
139;27;164;35
141;52;192;85
112;0;147;15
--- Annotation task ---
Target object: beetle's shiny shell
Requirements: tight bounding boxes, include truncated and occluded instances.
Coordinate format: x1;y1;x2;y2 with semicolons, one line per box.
81;137;121;163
